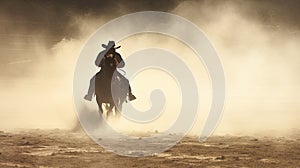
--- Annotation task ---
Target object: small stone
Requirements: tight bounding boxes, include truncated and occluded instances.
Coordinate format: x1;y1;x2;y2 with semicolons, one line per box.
233;156;239;160
23;141;30;145
215;155;225;160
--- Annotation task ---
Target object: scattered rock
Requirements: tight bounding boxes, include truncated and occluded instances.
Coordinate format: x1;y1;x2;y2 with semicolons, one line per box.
251;138;258;141
59;145;67;148
260;158;278;163
19;141;37;146
154;130;159;134
233;156;239;160
0;134;7;137
164;149;172;152
23;141;30;145
215;155;225;160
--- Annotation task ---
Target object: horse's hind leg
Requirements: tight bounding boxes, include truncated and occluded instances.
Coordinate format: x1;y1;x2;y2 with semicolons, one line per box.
113;98;124;118
114;102;122;118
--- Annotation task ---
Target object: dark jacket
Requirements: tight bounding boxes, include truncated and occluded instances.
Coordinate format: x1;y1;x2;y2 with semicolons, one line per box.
95;49;125;68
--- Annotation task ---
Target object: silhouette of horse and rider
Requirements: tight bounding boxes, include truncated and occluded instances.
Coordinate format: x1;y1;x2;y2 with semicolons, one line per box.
84;41;136;118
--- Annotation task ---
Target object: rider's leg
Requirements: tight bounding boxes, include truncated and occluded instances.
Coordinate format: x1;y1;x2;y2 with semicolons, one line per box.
116;71;136;101
84;75;96;101
128;85;136;101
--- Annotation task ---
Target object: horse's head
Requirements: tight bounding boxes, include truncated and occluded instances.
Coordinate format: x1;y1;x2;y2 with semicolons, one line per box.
103;54;117;69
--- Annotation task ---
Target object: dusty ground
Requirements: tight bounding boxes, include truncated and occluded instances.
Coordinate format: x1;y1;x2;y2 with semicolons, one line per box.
0;129;299;168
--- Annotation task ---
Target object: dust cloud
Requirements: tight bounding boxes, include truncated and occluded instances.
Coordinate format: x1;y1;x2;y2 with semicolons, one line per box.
0;15;103;130
172;0;300;135
0;0;181;131
0;0;299;136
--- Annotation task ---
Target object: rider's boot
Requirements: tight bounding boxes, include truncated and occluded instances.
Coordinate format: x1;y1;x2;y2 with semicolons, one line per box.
84;94;93;101
127;85;136;101
128;92;136;101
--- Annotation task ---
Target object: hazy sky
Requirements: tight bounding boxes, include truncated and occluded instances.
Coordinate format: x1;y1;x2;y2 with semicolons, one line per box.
1;0;299;76
0;0;299;135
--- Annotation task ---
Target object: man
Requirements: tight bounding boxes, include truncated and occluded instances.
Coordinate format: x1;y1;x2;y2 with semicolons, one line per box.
84;41;136;101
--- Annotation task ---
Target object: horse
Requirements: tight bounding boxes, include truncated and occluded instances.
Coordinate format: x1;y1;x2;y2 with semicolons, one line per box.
94;55;128;118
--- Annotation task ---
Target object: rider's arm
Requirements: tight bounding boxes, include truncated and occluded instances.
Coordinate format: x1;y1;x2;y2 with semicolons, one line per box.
95;51;106;67
115;53;125;68
99;57;106;67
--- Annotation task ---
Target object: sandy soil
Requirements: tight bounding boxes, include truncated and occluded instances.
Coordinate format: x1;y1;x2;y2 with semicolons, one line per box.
0;129;299;168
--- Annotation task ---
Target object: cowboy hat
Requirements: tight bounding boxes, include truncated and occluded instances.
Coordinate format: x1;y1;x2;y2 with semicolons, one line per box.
101;41;121;50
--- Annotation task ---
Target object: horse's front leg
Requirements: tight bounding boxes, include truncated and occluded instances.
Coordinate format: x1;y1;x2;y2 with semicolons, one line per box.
106;104;114;119
96;96;105;118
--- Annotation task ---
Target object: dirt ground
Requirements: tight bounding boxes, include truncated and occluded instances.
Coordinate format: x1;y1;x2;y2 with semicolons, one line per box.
0;129;299;168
